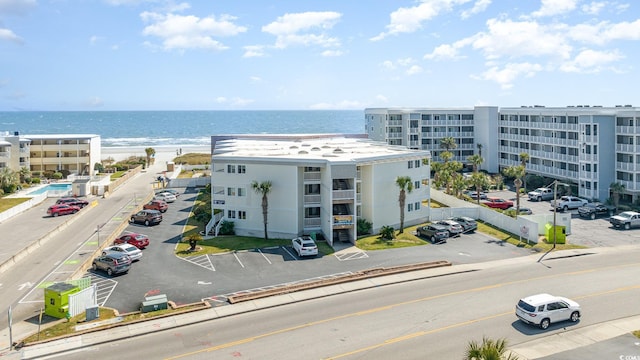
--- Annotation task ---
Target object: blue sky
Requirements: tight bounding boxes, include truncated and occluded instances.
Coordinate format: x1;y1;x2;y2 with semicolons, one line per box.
1;0;639;111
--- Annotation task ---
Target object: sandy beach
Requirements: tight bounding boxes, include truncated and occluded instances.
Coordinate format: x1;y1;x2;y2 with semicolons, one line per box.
101;145;211;163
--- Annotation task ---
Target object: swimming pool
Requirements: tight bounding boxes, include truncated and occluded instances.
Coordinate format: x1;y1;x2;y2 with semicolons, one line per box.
28;183;72;195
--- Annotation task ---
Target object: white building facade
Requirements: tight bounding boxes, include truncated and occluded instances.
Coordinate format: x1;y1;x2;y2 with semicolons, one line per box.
25;134;101;176
365;105;640;203
210;135;431;246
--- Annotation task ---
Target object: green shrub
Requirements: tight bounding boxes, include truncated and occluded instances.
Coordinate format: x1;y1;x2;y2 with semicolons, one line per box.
52;172;63;180
357;218;372;235
219;220;235;235
32;178;41;184
379;225;395;240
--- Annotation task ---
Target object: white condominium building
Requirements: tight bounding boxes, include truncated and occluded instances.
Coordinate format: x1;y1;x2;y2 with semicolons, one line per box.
366;105;640;203
210;134;431;246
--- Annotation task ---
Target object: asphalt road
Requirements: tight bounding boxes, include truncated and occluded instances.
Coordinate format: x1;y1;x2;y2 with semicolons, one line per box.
38;245;640;360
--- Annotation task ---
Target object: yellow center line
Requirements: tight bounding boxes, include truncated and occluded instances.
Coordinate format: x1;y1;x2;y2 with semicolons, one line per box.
164;261;640;360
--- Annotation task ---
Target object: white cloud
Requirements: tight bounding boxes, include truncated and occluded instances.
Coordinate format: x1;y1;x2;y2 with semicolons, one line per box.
89;35;103;45
376;94;389;103
559;48;624;72
371;0;472;41
531;0;579;17
424;43;466;60
243;45;266;58
407;65;424;75
215;97;228;103
321;49;343;57
141;12;247;51
474;62;543;89
0;28;23;44
381;60;395;70
87;96;104;107
262;12;342;49
461;0;491;19
249;76;262;82
568;19;640;45
0;0;36;15
581;1;606;15
215;96;253;107
471;19;572;60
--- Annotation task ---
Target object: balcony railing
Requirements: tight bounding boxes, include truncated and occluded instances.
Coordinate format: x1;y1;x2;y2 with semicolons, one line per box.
304;194;321;203
333;215;353;225
332;189;354;200
304;217;322;227
303;172;321;181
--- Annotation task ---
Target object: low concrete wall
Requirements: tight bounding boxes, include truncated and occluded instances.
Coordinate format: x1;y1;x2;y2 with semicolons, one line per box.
0;193;48;223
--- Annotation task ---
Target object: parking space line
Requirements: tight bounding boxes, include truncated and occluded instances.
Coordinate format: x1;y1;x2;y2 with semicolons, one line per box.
233;252;245;268
282;246;297;260
334;250;369;261
178;254;216;272
256;249;272;264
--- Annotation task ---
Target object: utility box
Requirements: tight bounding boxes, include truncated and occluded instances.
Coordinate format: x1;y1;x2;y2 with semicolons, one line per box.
166;162;175;172
545;223;566;244
44;283;80;319
140;294;168;313
86;305;100;321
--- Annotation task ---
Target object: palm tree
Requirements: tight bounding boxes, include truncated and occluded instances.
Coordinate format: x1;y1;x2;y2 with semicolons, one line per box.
251;180;273;240
395;176;413;234
519;152;530;191
610;182;626;209
145;147;156;166
467;154;484;173
465;336;519;360
440;136;457;152
477;143;483;157
469;172;490;205
452;173;467;198
19;166;31;183
503;166;525;216
0;167;19;193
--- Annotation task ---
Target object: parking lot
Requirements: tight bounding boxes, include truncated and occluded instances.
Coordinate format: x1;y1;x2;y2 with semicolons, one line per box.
487;189;640;247
91;187;535;313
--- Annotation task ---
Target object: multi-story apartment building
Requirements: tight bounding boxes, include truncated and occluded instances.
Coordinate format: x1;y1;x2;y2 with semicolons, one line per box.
366;105;639;203
24;134;101;176
210;134;430;246
0;131;31;171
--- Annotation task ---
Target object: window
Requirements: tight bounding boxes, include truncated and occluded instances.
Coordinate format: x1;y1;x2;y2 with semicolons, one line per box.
238;188;246;196
414;160;420;168
238;165;246;174
227;187;236;196
415;202;420;210
227;165;236;173
408;161;413;169
414;180;420;189
408;203;414;212
238;211;246;219
227;210;236;219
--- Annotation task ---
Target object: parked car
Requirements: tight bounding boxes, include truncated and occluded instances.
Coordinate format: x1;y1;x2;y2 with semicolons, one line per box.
56;197;89;208
154;192;176;203
47;204;81;217
130;209;163;226
466;190;488;200
578;202;616;219
91;252;131;276
506;207;533;215
102;243;143;262
482;197;514;210
435;220;463;237
550;196;588;212
143;199;168;213
527;188;554;202
291;236;318;257
417;224;449;243
448;216;478;232
114;233;150;249
156;188;180;197
609;211;640;230
515;293;581;330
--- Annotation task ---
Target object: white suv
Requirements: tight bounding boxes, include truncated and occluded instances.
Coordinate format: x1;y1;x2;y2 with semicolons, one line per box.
515;293;581;329
292;236;318;257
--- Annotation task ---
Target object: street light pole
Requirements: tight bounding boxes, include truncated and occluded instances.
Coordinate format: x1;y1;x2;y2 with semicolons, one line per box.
553;180;558;249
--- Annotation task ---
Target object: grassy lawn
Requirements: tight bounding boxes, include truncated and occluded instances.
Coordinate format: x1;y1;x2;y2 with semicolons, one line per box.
173;153;210;165
109;170;127;180
0;197;30;212
634;330;640;339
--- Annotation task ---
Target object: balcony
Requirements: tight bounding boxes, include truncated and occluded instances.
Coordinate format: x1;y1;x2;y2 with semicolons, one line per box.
304;217;322;227
304;194;321;204
333;189;354;200
34;144;91;152
333;215;354;226
0;151;9;158
303;172;321;181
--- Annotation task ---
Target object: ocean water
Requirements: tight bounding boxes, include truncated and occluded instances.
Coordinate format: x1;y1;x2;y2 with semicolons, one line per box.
0;110;365;147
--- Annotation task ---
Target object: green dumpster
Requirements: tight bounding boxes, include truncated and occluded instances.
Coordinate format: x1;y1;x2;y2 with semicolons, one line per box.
545;223;566;244
44;283;80;319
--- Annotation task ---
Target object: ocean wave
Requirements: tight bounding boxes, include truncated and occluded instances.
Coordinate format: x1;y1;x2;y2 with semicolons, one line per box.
103;136;211;147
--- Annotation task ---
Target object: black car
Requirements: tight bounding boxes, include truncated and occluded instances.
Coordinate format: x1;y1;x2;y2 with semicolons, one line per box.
577;202;616;220
92;252;131;276
417;224;449;244
130;209;163;226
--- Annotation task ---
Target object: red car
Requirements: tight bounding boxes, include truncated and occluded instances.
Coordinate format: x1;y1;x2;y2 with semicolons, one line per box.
114;233;150;249
143;199;168;213
482;197;514;210
47;204;81;217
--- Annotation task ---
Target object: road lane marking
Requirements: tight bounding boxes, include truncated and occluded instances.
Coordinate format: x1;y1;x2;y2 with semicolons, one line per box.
163;262;640;360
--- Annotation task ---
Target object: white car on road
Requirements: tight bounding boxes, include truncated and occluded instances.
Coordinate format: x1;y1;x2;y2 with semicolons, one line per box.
515;293;581;329
292;236;318;257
